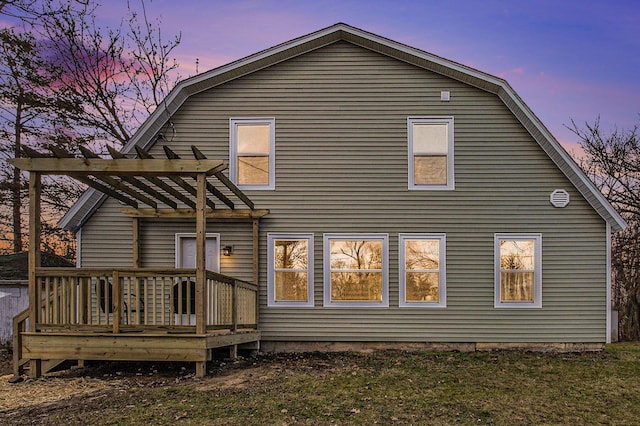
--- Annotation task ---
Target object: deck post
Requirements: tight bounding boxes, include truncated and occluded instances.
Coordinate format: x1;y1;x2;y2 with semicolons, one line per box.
230;279;239;359
28;172;42;377
252;218;259;286
232;280;239;333
252;218;259;329
195;361;206;378
195;173;206;335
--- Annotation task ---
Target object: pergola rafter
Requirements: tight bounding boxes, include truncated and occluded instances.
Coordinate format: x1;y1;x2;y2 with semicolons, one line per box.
163;146;235;209
108;146;197;209
81;146;178;209
132;146;218;209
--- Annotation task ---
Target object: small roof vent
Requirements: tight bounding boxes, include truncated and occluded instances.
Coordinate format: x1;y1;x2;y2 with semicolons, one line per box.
550;189;570;208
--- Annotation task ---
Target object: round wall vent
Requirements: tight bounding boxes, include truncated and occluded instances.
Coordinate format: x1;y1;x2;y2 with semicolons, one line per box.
550;189;570;208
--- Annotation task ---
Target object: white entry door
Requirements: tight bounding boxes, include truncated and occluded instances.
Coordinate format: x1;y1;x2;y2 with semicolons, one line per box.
175;233;220;272
174;233;220;325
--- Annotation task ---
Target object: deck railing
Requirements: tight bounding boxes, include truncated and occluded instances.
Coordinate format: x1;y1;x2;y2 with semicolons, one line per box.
31;267;258;333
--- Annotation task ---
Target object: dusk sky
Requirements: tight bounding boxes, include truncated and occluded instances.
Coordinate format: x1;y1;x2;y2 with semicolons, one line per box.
6;1;640;154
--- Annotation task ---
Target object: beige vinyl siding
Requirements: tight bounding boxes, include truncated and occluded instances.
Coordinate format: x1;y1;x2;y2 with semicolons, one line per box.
81;201;254;282
80;201;134;268
80;41;608;343
140;220;254;282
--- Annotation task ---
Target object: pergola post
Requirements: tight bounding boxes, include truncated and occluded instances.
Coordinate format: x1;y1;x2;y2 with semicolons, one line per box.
28;172;42;377
195;173;207;377
132;217;140;268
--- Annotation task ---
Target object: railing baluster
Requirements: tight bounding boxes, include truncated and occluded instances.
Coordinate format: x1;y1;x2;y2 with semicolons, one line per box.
80;277;87;325
143;277;148;325
168;276;174;326
43;276;49;324
233;280;238;332
94;277;99;325
53;277;60;325
151;277;156;325
112;271;120;334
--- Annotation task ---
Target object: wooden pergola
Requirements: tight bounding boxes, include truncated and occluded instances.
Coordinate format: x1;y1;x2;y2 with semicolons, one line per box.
9;145;267;378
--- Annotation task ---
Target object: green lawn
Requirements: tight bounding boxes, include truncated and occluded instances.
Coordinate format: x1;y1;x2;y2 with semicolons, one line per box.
5;343;640;425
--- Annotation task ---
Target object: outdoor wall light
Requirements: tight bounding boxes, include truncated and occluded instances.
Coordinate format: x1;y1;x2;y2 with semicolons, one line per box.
222;245;233;256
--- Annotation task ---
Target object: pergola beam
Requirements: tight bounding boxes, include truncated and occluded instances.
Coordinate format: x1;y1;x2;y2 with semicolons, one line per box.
9;157;227;176
120;208;270;220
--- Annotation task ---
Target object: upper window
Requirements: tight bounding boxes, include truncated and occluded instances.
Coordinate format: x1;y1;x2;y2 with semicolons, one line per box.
494;234;542;308
267;233;314;307
229;118;275;190
399;234;446;308
323;234;389;308
408;117;454;190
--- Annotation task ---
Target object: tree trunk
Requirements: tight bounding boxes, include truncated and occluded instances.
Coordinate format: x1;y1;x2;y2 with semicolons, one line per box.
12;96;23;253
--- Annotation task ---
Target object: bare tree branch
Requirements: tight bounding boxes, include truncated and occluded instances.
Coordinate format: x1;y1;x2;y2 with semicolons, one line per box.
570;116;640;340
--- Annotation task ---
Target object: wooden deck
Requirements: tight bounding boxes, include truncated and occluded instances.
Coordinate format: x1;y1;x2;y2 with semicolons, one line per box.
10;149;267;379
19;328;260;363
13;268;260;377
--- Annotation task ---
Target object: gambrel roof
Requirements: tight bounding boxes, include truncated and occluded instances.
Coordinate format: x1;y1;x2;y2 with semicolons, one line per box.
59;23;626;233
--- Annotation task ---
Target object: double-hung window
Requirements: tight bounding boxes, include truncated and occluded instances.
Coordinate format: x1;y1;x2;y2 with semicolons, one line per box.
267;233;314;307
494;234;542;308
230;118;275;189
399;234;446;307
323;234;389;307
408;117;454;190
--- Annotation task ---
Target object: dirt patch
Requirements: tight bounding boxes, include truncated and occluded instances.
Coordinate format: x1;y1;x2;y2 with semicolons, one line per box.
0;374;118;411
0;349;12;376
0;351;343;423
0;351;264;419
1;350;125;412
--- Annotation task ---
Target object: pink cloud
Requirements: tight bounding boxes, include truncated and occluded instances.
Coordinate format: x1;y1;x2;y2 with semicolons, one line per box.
498;66;525;78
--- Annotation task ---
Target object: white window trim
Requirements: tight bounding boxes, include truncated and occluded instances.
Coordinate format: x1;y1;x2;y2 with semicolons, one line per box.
407;116;455;190
399;234;446;308
323;233;389;308
267;233;314;308
229;117;276;190
494;233;542;309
